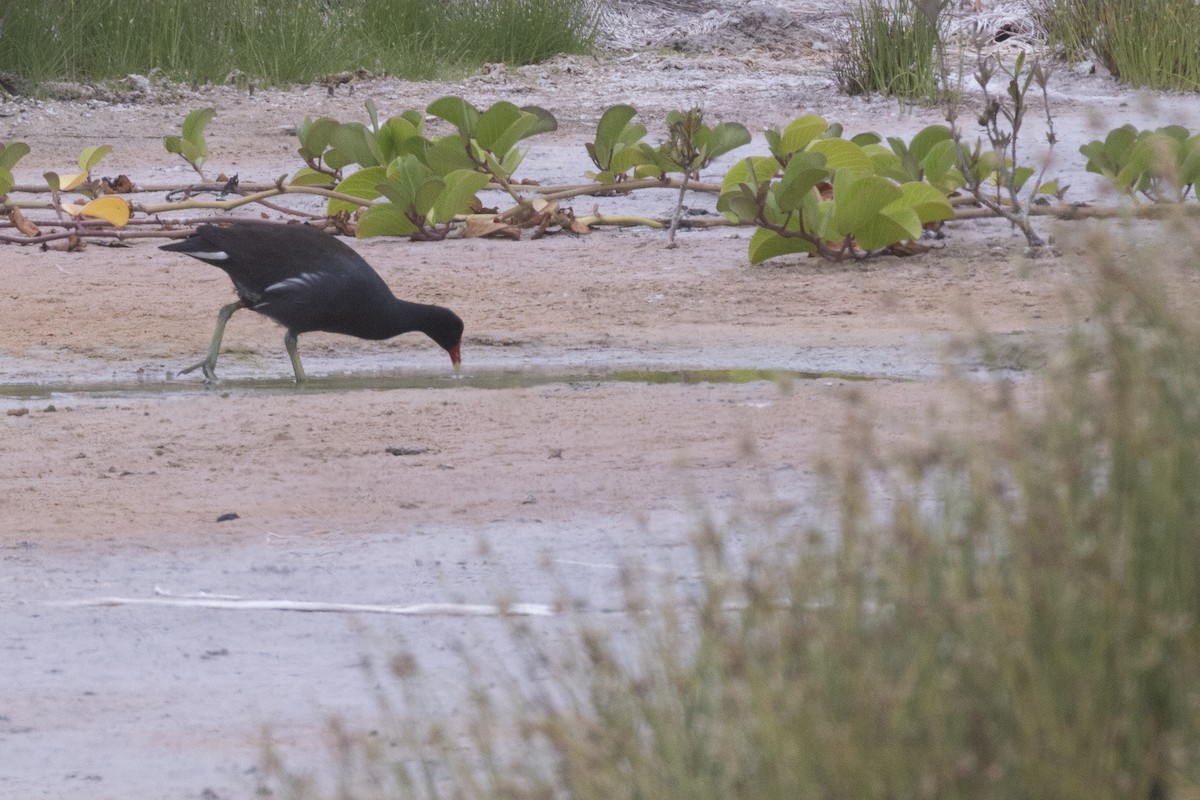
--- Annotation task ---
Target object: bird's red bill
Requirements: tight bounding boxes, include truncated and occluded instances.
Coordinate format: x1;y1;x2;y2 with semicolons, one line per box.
449;343;462;367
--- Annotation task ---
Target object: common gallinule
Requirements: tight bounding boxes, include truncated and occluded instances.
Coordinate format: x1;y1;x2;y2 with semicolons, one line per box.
160;220;463;382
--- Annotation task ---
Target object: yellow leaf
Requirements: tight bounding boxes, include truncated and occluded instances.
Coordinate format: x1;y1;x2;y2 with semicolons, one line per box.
59;172;88;191
60;202;86;216
78;196;131;227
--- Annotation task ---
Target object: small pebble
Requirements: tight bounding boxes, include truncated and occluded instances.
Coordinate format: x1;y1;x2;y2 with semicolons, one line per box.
216;512;240;522
386;446;430;456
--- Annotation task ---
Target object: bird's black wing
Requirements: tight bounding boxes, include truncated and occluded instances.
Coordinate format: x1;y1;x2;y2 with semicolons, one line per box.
160;222;393;329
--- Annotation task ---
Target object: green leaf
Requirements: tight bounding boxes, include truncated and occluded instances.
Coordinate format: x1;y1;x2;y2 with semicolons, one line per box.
908;125;953;162
427;96;480;136
720;156;781;196
716;186;762;223
1115;144;1153;193
970;150;999;186
181;107;215;146
0;142;31;195
856;207;920;250
497;147;524;178
696;121;751;162
636;142;676;176
328;123;382;169
748;226;814;264
1178;136;1200;187
890;181;954;225
384;154;434;209
426;134;476;176
431;169;489;224
357;202;417;238
778;115;828;156
1080;140;1116;177
611;145;652;175
806;138;873;174
491;118;539;164
519;105;557;137
1156;124;1189;143
865;144;907;184
0;141;30;172
176;140;206;168
79;144;111;173
1012;165;1035;193
365;98;380;133
288;166;334;186
166;107;215;172
412;175;444;218
296;116;341;162
328;166;387;215
830;171;901;239
922;139;963;188
1103;124;1138;161
774;150;829;213
592;105;639;168
377;115;424;163
850;132;881;146
474;101;524;152
1036;178;1063;196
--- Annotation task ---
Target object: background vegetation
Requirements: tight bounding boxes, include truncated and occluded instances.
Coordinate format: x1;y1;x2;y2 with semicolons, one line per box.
1032;0;1200;90
2;0;1199;93
268;224;1200;799
834;0;943;101
0;0;599;85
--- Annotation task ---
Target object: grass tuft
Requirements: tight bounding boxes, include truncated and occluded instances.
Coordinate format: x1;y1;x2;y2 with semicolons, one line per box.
1032;0;1200;90
834;0;943;101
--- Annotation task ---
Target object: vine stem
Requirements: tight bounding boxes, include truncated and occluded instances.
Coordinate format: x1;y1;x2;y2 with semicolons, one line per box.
665;172;690;249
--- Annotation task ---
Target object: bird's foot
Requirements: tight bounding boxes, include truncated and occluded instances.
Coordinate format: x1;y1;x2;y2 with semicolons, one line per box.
178;359;218;382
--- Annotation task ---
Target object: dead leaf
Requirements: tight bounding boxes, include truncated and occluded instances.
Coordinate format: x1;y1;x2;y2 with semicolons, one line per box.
99;175;135;194
7;206;40;237
886;240;932;257
464;218;521;240
329;210;356;237
41;235;85;252
471;197;498;215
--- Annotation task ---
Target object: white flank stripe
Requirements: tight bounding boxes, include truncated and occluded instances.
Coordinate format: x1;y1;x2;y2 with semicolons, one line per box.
189;250;230;261
265;272;322;294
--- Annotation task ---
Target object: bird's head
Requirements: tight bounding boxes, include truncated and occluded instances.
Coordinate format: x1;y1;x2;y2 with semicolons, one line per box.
430;308;465;372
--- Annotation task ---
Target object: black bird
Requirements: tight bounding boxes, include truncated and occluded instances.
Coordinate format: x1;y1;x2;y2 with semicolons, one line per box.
160;221;463;382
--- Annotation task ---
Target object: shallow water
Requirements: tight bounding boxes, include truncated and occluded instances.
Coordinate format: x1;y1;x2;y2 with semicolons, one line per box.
0;366;887;404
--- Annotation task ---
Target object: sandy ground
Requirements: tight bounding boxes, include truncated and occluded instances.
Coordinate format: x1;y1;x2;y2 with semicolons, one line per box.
3;1;1200;797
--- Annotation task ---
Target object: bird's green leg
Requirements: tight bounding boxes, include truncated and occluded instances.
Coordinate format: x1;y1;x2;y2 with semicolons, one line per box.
179;301;243;382
284;332;307;384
